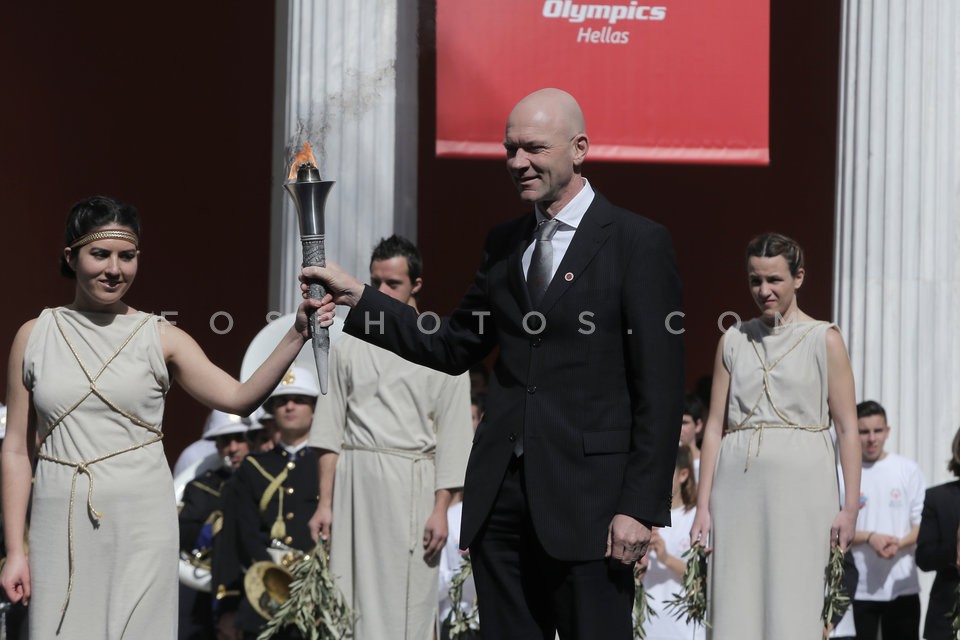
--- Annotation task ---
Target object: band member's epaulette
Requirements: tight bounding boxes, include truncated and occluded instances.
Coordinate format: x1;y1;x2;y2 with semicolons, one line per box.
188;479;222;499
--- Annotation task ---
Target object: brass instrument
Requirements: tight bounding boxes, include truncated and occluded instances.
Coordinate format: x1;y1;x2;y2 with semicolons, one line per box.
178;547;213;593
244;541;305;620
178;510;222;593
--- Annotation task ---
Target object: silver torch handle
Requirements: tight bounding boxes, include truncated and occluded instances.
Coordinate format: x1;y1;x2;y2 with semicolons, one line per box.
301;233;329;395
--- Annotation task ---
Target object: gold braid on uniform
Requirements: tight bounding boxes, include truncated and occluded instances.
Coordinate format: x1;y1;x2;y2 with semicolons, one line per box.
245;456;290;540
40;309;163;619
208;509;224;537
179;480;221;514
188;480;222;499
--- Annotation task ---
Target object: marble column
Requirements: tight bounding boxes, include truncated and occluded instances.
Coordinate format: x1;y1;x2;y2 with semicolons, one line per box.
269;0;419;315
833;0;960;486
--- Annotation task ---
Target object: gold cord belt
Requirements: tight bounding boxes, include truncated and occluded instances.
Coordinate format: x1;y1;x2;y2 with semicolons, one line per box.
726;423;829;472
341;444;435;551
41;309;163;619
38;435;163;616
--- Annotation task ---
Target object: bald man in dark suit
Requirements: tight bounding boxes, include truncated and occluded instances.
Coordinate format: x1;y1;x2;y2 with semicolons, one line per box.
304;88;685;640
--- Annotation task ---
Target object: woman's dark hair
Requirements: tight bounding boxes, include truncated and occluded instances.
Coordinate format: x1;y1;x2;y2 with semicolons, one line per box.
675;444;697;511
60;196;141;278
948;426;960;478
745;232;805;277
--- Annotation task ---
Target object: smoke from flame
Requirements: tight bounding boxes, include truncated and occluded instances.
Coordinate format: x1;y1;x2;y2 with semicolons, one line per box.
287;142;318;181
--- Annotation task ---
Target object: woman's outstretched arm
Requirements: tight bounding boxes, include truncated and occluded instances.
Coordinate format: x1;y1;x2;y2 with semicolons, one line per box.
1;320;38;604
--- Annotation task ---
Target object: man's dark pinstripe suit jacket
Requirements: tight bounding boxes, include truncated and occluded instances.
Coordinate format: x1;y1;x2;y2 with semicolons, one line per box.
342;192;686;562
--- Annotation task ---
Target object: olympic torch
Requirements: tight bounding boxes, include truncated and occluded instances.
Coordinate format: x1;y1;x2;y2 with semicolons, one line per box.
284;143;334;395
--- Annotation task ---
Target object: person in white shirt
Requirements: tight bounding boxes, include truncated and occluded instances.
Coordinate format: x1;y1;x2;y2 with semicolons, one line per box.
638;444;705;640
850;400;925;640
438;393;485;639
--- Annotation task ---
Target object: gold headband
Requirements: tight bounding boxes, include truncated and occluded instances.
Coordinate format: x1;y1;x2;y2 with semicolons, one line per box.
68;229;139;250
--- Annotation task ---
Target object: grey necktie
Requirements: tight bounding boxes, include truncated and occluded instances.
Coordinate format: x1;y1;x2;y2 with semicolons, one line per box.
527;218;561;307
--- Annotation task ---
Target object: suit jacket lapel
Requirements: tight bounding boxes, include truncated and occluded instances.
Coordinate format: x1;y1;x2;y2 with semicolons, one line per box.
538;196;614;314
509;213;538;312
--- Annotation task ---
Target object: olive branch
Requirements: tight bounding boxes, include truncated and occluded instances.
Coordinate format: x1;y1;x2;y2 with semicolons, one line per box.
821;545;851;628
445;551;480;639
662;541;710;628
257;539;354;640
632;563;657;639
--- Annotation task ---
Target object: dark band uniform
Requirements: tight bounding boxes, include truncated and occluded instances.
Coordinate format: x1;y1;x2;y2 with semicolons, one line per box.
178;466;230;638
180;466;230;555
213;446;319;637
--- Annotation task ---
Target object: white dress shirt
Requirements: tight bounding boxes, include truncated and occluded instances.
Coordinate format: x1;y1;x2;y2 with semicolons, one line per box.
521;178;595;282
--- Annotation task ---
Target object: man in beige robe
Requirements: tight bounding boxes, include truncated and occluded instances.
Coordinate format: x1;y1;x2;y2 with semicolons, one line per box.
308;235;473;640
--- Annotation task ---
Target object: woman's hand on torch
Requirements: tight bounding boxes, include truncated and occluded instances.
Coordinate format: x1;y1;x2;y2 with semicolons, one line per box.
294;297;334;338
300;261;365;308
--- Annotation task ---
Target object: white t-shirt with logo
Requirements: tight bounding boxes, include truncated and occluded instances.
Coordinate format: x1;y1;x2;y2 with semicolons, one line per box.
851;452;925;601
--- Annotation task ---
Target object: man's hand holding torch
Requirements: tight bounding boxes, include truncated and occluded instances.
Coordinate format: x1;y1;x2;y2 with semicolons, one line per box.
299;262;364;311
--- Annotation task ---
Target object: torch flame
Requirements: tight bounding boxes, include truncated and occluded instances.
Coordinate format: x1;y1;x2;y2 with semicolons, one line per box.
287;142;318;181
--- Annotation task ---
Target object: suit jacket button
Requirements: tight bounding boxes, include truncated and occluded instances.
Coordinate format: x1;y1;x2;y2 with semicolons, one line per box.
508;433;517;442
527;385;536;394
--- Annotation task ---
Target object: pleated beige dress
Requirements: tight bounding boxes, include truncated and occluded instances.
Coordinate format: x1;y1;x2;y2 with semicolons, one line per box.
708;319;840;639
24;307;177;639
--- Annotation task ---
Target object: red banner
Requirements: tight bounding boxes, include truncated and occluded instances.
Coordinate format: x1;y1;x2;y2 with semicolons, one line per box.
436;0;769;164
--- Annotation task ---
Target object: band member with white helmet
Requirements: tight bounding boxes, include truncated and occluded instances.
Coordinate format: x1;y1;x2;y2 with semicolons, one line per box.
213;367;320;639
